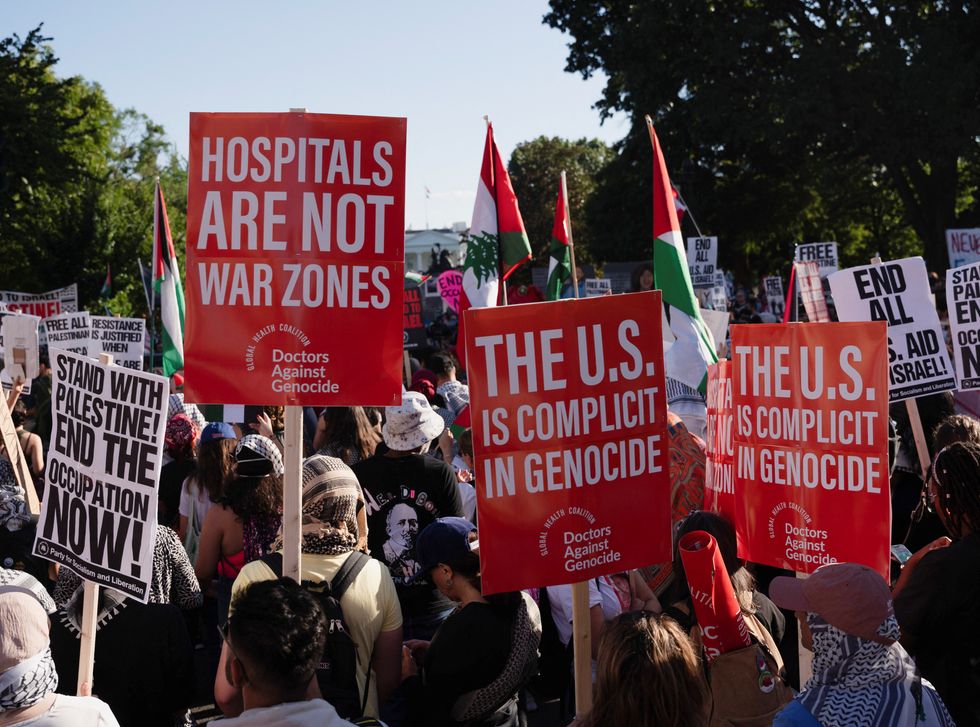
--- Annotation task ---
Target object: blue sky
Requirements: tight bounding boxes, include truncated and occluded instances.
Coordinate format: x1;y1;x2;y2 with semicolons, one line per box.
6;1;629;230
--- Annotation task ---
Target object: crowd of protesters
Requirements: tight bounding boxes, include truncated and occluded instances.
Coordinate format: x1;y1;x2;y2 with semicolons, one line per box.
0;328;978;727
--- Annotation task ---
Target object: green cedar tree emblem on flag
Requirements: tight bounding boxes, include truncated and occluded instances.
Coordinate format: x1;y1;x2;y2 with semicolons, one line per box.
466;232;498;286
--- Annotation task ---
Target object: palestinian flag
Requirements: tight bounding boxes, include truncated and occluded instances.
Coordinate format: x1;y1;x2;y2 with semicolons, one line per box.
457;123;531;366
545;175;572;301
672;185;688;223
153;180;185;377
646;118;717;392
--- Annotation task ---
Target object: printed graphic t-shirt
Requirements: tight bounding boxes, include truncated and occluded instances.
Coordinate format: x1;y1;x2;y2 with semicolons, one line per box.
353;453;463;619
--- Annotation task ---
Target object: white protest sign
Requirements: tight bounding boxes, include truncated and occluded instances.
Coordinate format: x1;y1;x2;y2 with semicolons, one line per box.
686;236;718;289
1;313;40;385
33;348;167;602
796;242;839;280
795;261;830;323
700;307;730;355
763;276;784;319
947;229;980;269
0;284;78;319
89;317;146;370
711;271;728;311
583;278;612;297
946;261;980;389
43;312;92;355
830;257;955;401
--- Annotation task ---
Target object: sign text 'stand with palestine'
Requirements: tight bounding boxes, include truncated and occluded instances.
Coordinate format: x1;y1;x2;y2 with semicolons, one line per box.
830;257;955;401
33;349;168;602
184;112;406;406
465;292;670;595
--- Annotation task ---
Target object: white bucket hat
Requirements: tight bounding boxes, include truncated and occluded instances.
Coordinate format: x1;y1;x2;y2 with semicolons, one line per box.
383;392;446;451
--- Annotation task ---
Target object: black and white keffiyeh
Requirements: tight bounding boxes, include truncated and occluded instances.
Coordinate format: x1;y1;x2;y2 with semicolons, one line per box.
0;646;58;711
271;455;359;555
236;434;284;476
799;614;955;726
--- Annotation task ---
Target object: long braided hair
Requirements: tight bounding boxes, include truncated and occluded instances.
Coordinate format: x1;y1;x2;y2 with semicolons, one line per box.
931;441;980;538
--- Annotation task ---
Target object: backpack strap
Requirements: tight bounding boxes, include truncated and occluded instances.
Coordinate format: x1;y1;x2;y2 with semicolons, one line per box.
259;551;284;577
330;551;370;601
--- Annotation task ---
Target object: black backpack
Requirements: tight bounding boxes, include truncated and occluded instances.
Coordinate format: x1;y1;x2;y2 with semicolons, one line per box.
261;551;371;719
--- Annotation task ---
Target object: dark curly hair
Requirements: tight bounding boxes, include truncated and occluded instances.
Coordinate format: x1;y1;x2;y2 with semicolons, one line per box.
931;441;980;539
228;578;327;692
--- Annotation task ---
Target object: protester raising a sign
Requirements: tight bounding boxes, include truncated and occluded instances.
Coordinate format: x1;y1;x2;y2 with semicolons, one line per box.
1;313;40;384
44;312;92;355
946;228;980;269
796;242;838;279
946;261;980;390
731;322;890;577
89;316;146;370
33;349;168;602
0;284;79;319
583;278;612;297
705;361;735;522
687;236;718;289
465;292;670;594
830;257;955;401
184;112;407;406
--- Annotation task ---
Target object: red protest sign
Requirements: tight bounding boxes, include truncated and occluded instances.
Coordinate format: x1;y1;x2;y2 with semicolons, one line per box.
465;292;670;595
704;361;736;522
184;112;406;406
731;322;890;577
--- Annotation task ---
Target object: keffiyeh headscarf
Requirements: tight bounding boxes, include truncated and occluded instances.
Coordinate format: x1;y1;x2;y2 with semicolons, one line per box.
272;455;360;555
799;614;955;726
0;589;58;712
0;459;29;533
235;434;284;477
167;393;206;430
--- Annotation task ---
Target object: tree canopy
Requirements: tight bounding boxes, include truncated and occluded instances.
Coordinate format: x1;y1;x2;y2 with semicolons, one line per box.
544;1;980;277
0;26;187;316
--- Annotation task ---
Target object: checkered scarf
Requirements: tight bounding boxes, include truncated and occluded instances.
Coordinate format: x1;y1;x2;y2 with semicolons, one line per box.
272;455;359;555
236;434;284;477
799;614;955;726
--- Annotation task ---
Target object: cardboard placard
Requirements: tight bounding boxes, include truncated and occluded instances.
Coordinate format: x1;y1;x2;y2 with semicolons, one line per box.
946;228;980;269
0;284;79;319
403;282;426;350
583;278;612;298
946;261;980;390
830;257;955;401
687;236;718;289
89;317;146;371
1;313;40;391
704;361;736;522
43;312;93;355
437;270;463;312
796;242;838;280
465;292;670;594
33;349;168;602
183;111;406;406
731;322;891;577
795;261;830;323
764;276;785;318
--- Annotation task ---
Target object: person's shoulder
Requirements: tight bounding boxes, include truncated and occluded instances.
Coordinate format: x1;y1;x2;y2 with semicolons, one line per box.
155;524;182;549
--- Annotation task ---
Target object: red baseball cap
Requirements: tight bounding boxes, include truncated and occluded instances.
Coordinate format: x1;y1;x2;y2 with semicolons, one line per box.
769;563;895;645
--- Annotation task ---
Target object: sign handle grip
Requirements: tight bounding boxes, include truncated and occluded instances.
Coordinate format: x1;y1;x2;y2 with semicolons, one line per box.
77;353;114;696
283;405;304;582
570;581;593;716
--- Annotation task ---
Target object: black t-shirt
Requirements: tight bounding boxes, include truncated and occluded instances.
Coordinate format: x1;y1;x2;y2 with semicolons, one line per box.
158;459;195;529
418;602;512;726
353;453;463;618
894;532;980;726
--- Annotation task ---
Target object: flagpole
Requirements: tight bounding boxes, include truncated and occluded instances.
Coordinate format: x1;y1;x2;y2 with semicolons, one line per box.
562;171;580;300
485;115;509;306
151;179;159;373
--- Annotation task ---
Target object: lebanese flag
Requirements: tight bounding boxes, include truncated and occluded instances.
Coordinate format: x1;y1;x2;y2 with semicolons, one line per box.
457;123;532;367
545;175;572;301
647;118;717;392
153;180;185;377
